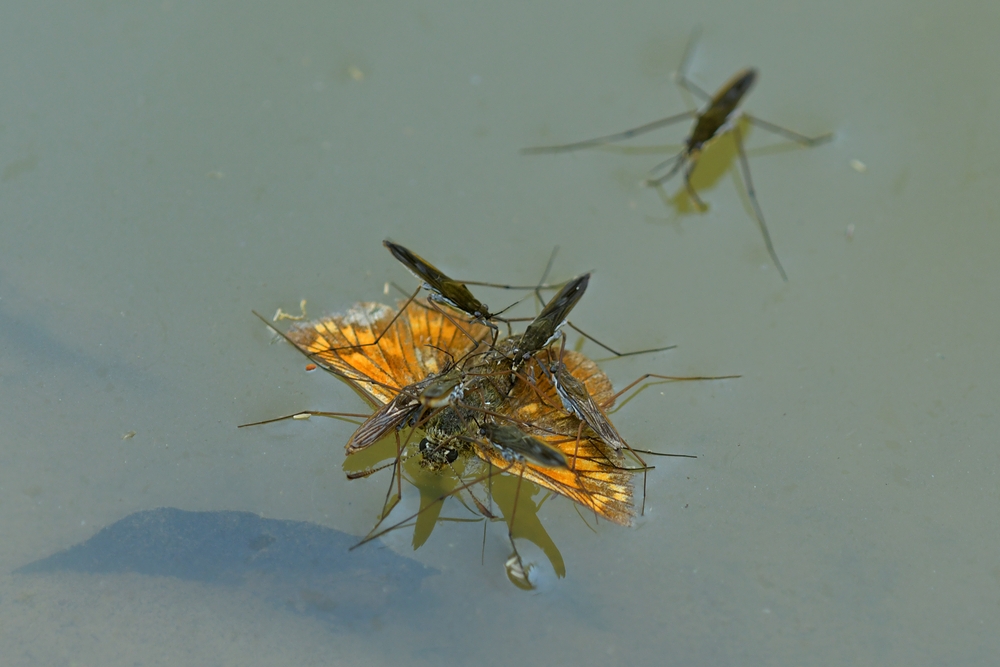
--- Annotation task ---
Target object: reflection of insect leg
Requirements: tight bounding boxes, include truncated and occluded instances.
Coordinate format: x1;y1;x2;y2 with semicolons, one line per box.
504;467;533;590
350;462;516;549
360;423;451;542
466;474;503;565
458;455;532;584
364;405;484;546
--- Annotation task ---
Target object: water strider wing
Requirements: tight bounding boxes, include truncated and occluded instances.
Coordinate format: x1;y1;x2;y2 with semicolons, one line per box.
383;240;492;319
346;392;420;453
550;359;628;452
472;349;634;526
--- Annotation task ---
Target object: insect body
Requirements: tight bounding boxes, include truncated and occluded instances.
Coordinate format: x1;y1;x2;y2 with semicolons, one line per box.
505;272;589;371
683;68;756;154
478;423;568;469
384;240;498;323
346;364;467;454
545;350;628;453
243;244;717;585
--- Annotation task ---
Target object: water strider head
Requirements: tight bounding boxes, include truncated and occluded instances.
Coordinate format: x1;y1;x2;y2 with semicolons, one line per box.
417;437;462;469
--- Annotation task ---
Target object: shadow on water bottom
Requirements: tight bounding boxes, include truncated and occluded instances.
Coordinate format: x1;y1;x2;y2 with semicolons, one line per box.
15;507;436;627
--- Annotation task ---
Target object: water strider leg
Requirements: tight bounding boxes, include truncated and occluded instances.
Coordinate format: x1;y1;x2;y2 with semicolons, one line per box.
606;372;741;407
733;124;788;281
238;410;368;428
744;114;833;147
521;110;697;155
563;321;676;358
350;462;515;549
672;26;712;101
645;152;686;184
681;156;708;210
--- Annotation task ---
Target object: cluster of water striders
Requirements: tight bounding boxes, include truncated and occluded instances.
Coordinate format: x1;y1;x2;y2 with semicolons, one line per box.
245;240;737;586
246;29;829;586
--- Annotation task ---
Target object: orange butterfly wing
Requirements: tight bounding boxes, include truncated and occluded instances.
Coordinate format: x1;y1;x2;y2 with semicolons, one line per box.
284;299;490;407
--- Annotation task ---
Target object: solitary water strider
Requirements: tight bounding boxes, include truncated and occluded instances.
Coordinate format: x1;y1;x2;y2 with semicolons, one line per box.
522;29;833;281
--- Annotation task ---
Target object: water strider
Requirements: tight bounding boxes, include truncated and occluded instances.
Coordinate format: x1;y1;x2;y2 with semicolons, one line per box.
478;423;568;469
384;239;506;326
521;29;832;281
503;272;590;370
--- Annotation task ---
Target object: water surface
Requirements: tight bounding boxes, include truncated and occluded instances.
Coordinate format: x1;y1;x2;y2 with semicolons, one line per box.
2;1;998;665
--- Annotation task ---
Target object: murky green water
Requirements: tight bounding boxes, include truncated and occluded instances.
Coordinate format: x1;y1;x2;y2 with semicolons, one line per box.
2;1;998;665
